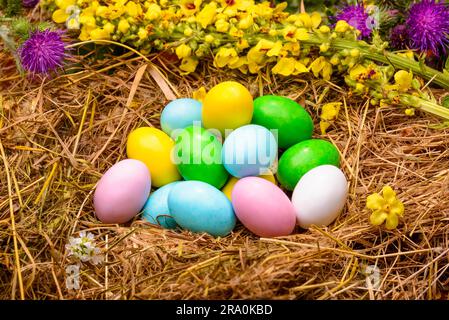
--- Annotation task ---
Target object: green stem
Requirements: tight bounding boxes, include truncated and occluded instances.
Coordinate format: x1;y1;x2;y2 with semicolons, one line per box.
399;94;449;120
305;36;449;90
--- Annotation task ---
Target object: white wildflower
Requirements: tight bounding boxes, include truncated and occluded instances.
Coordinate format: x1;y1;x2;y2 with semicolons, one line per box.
66;231;104;265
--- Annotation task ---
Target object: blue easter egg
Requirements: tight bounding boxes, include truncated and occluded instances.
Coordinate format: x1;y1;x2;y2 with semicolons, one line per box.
142;182;180;229
160;98;202;138
168;181;236;237
222;124;278;178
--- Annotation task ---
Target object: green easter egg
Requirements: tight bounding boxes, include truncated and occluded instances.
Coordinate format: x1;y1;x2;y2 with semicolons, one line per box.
252;95;314;149
173;126;229;189
277;139;340;191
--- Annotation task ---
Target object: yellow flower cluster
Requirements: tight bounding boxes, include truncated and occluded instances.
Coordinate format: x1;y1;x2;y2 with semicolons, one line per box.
41;0;449;122
42;0;358;77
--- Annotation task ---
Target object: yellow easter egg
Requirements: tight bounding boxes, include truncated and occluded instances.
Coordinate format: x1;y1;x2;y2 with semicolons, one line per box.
202;81;254;136
126;127;181;187
222;171;277;201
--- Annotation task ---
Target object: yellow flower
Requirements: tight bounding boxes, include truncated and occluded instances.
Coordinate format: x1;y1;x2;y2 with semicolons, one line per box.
309;57;333;80
283;42;300;56
238;13;253;29
184;27;193;36
236;39;249;50
125;1;143;17
138;28;148;40
181;0;202;16
144;4;162;20
320;43;330;53
295;28;309;41
247;39;274;64
214;47;239;68
118;19;130;34
205;35;214;43
228;56;247;69
335;20;350;33
192;87;207;102
180;57;199;74
272;58;308;76
176;44;192;59
367;186;404;230
229;26;244;37
293;61;309;74
215;19;230;33
295;12;321;29
394;70;413;92
52;0;77;24
266;41;283;57
103;22;115;34
281;25;296;42
272;57;295;76
320;102;342;134
90;27;111;40
405;108;415;116
196;2;217;28
319;25;330;33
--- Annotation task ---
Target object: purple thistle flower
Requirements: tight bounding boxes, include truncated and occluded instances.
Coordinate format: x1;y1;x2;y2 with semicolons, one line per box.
335;3;372;39
406;0;449;56
390;25;409;50
19;29;66;74
22;0;40;8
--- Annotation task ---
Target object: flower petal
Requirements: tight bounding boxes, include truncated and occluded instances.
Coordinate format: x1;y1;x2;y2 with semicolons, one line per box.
366;193;385;210
390;200;405;217
382;186;397;204
370;210;388;226
52;9;69;24
385;212;399;230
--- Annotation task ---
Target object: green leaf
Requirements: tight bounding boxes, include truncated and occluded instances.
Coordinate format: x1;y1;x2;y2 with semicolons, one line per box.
0;24;23;74
445;56;449;73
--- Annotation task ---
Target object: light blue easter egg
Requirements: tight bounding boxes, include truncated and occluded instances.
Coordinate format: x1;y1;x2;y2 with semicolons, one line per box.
222;124;278;178
160;98;202;138
142;182;180;229
168;181;236;237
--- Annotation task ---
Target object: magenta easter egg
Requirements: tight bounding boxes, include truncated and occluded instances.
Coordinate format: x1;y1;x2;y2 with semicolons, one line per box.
231;177;296;237
94;159;151;224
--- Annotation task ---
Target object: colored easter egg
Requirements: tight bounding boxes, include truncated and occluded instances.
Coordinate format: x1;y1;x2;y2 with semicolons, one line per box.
222;124;278;178
173;126;228;189
277;139;340;191
142;182;180;229
252;95;314;149
160;98;202;138
168;181;236;237
202;81;254;136
221;171;277;201
94;159;151;224
292;165;348;229
126;127;181;188
232;177;296;237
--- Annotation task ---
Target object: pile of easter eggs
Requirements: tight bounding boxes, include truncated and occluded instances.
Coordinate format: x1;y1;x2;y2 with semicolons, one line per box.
93;81;349;238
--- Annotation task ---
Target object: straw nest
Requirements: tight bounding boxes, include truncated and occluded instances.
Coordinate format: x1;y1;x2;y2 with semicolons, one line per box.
1;44;449;300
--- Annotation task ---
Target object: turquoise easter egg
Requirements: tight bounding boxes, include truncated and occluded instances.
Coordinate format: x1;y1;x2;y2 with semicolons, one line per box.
168;181;236;237
173;126;229;189
252;95;314;149
161;98;202;138
277;139;341;191
222;124;278;178
142;182;180;229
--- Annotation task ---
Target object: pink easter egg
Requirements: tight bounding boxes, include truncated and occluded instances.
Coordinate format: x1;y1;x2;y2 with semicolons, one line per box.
94;159;151;224
231;177;296;237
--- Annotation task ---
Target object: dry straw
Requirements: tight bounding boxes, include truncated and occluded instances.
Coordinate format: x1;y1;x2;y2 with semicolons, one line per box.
1;39;449;299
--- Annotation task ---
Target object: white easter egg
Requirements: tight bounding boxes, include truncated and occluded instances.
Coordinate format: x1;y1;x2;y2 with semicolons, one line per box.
292;165;348;229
